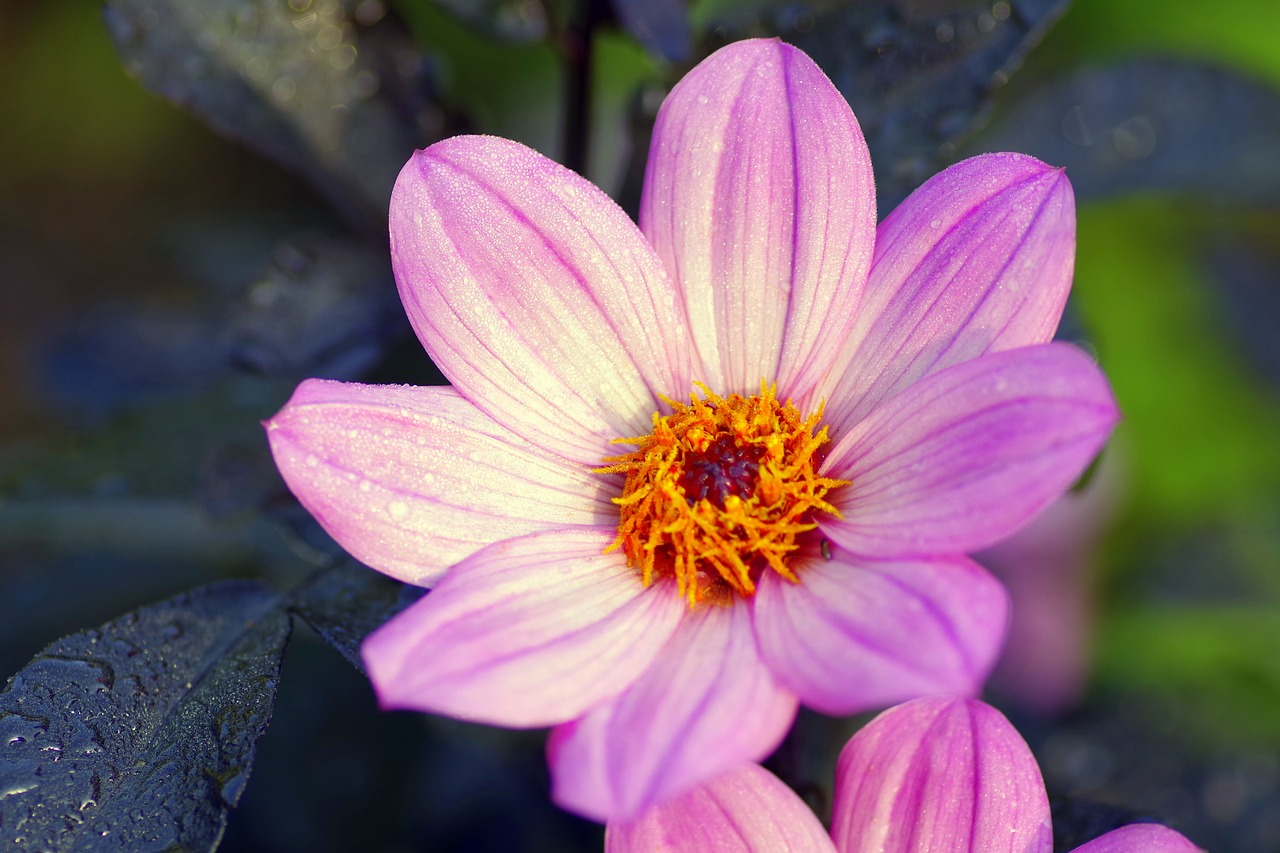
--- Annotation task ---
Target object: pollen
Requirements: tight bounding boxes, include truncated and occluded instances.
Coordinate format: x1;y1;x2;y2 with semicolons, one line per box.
595;382;847;608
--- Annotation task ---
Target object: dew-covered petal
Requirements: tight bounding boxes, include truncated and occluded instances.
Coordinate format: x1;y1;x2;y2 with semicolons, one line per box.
640;38;875;400
831;697;1053;853
391;135;692;466
549;601;798;822
265;380;614;587
822;343;1119;558
361;527;684;728
752;554;1007;716
1070;824;1203;853
605;764;836;853
823;154;1075;434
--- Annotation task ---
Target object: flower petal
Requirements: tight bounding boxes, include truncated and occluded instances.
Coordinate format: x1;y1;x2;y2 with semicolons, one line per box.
361;527;684;728
822;343;1119;558
390;135;692;466
752;554;1008;715
265;380;615;586
605;764;836;853
640;38;875;400
1070;824;1202;853
823;153;1075;434
548;601;798;821
831;697;1053;853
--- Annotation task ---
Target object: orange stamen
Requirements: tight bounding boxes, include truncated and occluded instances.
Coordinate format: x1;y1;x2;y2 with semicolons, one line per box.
594;382;847;608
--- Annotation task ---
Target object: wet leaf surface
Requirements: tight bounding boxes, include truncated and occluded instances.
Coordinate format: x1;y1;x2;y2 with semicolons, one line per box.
701;0;1069;210
104;0;444;232
0;582;290;851
973;57;1280;204
289;560;425;674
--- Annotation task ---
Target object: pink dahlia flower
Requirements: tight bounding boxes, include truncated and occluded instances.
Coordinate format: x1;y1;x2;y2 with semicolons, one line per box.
608;697;1200;853
265;38;1118;821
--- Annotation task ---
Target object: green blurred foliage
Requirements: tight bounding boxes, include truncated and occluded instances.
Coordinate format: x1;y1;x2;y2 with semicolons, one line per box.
1051;0;1280;88
1074;201;1280;524
0;1;205;188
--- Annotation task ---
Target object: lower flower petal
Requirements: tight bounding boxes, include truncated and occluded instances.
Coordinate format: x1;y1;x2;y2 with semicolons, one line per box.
831;697;1053;853
752;555;1007;715
548;602;798;822
265;380;613;587
361;527;684;728
605;764;836;853
822;343;1119;558
1070;824;1202;853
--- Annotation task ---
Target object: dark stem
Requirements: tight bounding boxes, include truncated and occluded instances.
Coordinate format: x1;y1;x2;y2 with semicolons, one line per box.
548;0;604;175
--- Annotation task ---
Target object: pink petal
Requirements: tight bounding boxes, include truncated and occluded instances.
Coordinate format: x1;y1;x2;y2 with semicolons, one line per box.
390;135;692;466
361;527;684;728
548;601;799;822
1070;824;1203;853
822;343;1119;558
823;153;1075;434
831;697;1053;853
640;38;875;401
752;555;1008;715
265;380;614;586
605;764;836;853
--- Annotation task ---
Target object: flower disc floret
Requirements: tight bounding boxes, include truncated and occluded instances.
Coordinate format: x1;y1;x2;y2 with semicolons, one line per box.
597;383;846;607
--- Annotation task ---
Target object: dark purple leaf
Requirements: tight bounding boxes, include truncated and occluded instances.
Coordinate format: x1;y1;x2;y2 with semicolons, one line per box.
104;0;445;233
612;0;690;61
972;57;1280;205
0;582;290;851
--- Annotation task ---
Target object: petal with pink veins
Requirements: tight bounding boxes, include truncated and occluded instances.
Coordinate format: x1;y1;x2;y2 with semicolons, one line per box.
605;764;836;853
265;380;614;587
361;527;684;728
824;153;1075;433
822;343;1119;558
1070;824;1203;853
640;38;875;401
390;135;693;466
548;601;798;822
831;696;1053;853
752;555;1008;715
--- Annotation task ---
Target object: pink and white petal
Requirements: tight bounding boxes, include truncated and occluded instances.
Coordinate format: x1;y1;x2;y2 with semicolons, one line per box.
822;343;1119;559
605;764;836;853
823;153;1075;434
1070;824;1203;853
265;380;614;587
361;527;684;728
548;602;799;822
831;697;1053;853
640;38;875;400
390;135;692;466
752;554;1008;716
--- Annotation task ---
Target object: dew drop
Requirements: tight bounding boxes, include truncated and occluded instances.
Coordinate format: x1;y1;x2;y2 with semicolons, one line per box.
388;501;409;520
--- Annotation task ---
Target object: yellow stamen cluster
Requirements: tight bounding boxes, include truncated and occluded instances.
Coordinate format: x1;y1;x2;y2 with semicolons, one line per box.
596;383;846;608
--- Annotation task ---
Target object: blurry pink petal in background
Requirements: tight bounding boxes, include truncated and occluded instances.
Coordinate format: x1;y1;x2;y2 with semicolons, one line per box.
607;697;1200;852
978;450;1123;715
266;37;1119;821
